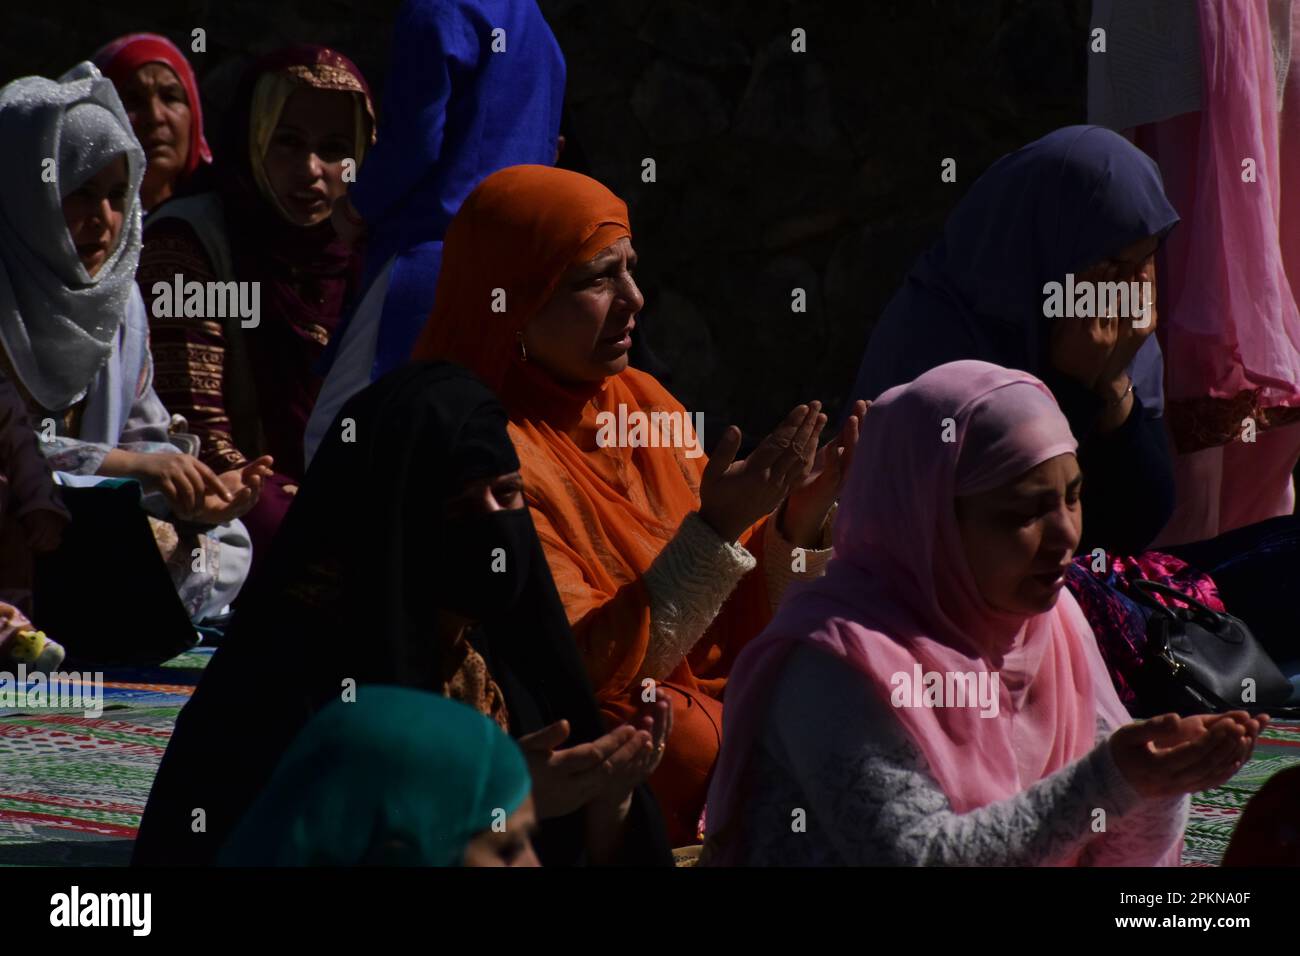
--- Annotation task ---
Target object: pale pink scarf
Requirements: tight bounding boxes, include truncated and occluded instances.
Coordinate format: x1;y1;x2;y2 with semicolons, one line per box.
703;361;1170;866
1143;0;1300;543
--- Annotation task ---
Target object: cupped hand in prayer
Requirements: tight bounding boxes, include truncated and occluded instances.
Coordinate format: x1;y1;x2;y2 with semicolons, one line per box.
1109;710;1268;800
610;688;673;796
698;402;824;543
516;718;653;820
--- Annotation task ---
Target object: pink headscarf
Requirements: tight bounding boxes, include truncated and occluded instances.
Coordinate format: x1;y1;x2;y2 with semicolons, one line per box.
704;361;1152;866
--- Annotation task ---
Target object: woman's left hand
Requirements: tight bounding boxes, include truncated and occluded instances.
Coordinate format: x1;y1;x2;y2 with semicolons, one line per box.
178;456;274;524
780;400;868;546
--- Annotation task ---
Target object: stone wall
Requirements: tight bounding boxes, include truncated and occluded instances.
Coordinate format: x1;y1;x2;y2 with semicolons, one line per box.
543;0;1093;436
1;0;403;120
6;0;1092;438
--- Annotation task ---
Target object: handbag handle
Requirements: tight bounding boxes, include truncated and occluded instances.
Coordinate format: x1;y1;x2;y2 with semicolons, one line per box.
1129;578;1220;619
1130;579;1246;645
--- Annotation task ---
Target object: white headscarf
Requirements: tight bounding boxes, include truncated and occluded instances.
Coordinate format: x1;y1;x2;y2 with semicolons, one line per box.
0;61;144;411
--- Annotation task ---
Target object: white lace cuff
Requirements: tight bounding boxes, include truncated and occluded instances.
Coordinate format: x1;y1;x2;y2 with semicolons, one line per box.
639;511;756;681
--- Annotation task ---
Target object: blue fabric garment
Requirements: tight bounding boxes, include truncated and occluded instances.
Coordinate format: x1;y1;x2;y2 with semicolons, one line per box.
846;125;1180;412
323;0;566;381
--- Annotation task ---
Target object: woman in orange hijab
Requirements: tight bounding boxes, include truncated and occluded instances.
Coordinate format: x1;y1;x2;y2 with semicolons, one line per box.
412;165;866;843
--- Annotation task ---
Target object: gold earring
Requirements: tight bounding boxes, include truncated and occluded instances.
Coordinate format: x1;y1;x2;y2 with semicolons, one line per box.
516;331;527;362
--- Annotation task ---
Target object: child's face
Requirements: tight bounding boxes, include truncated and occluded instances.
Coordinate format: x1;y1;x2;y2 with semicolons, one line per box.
61;155;129;277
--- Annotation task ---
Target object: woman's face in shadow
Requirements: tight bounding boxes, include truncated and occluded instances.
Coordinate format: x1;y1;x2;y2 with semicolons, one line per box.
443;471;525;520
61;155;129;277
1074;235;1160;321
261;87;356;226
461;795;541;867
1075;235;1158;285
954;453;1082;616
522;237;644;385
118;62;191;208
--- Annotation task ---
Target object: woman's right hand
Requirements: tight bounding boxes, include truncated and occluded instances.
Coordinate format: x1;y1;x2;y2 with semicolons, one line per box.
698;402;824;543
1109;711;1267;800
516;719;653;820
124;451;234;516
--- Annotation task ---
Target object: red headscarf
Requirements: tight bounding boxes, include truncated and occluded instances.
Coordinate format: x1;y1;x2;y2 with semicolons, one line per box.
93;33;213;180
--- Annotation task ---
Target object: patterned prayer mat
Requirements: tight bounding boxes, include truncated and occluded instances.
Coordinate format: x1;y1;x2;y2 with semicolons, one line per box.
0;647;1295;867
0;648;210;866
1182;719;1300;866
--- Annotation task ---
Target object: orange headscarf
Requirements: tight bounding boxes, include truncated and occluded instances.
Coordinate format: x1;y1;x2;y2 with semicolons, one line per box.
412;166;773;843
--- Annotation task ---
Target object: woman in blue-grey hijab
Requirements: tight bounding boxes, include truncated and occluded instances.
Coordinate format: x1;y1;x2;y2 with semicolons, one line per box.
847;125;1179;555
0;63;265;629
220;687;538;866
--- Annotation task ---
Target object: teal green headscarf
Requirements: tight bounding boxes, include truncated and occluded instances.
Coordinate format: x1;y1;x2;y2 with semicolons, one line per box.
218;687;531;866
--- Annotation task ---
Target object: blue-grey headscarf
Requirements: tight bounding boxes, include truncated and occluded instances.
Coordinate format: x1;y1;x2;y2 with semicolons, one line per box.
848;125;1179;415
0;62;144;411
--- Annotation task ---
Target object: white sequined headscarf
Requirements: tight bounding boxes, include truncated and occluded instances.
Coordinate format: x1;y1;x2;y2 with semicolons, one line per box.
0;61;144;411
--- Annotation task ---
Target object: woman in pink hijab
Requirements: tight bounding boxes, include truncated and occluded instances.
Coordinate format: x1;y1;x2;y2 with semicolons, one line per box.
703;361;1267;866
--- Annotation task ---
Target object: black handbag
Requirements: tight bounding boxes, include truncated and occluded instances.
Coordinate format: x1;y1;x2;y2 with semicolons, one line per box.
1129;579;1295;717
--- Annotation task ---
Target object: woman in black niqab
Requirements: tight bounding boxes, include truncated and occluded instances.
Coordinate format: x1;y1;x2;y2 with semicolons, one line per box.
133;361;671;866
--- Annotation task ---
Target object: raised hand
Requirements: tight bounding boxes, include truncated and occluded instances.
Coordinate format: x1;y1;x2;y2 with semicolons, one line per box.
699;402;824;543
781;399;868;546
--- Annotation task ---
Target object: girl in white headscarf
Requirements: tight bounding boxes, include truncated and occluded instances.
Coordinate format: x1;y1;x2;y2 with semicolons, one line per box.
0;63;268;621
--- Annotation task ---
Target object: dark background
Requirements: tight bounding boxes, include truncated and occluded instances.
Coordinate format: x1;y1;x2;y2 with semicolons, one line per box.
4;0;1092;435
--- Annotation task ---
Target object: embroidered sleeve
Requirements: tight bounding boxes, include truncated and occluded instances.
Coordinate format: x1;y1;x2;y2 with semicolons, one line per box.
40;438;117;477
762;503;835;610
638;511;757;681
139;218;246;473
